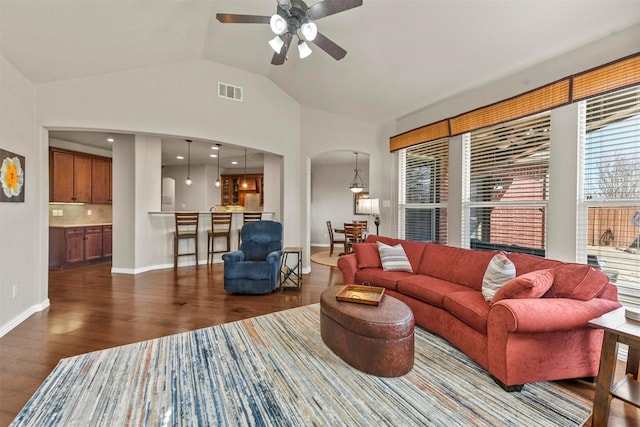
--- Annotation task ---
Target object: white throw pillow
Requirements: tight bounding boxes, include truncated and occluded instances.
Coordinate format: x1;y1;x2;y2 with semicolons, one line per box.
482;252;516;301
377;241;413;272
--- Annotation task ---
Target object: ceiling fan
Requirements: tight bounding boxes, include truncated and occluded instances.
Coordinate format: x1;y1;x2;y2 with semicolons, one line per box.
216;0;363;65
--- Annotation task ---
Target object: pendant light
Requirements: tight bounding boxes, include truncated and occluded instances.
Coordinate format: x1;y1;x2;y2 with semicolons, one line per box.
215;144;221;188
349;152;367;193
185;139;192;186
242;149;248;189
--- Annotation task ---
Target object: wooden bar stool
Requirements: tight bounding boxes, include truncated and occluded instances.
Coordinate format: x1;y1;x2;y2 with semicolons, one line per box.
238;212;263;246
174;212;199;269
208;212;232;264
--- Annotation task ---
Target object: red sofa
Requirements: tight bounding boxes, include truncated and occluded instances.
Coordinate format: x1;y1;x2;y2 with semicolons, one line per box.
337;235;621;390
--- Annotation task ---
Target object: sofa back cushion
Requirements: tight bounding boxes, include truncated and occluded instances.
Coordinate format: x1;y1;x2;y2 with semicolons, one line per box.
545;263;610;301
364;235;426;273
506;252;562;275
418;243;497;291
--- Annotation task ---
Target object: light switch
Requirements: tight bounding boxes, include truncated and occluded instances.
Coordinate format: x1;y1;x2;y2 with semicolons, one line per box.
87;209;92;215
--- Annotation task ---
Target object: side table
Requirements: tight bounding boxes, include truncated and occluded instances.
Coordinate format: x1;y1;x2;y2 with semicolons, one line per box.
588;307;640;426
280;246;302;289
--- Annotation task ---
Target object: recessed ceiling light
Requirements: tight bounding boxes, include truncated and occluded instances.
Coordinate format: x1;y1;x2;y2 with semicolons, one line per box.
107;137;114;143
231;161;238;165
176;155;184;160
210;154;217;158
211;146;219;150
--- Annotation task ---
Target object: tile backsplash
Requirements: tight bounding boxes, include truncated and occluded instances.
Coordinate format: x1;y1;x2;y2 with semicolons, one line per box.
49;204;113;226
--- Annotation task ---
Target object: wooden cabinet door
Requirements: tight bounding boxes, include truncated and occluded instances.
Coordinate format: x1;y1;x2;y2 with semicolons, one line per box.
50;150;74;202
91;158;111;204
102;225;112;257
84;226;104;260
73;155;92;203
65;227;85;263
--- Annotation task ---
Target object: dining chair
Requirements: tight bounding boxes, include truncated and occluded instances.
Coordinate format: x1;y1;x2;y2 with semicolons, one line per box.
208;212;233;265
343;222;366;255
174;212;199;269
326;220;346;257
238;211;263;246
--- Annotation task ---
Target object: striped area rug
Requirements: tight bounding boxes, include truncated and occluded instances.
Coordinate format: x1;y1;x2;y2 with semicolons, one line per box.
12;304;591;426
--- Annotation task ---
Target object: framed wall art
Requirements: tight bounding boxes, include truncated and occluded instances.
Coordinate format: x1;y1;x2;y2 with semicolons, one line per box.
0;148;25;203
353;192;369;215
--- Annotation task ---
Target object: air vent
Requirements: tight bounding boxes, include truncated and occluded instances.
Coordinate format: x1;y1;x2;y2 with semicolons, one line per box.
218;82;243;102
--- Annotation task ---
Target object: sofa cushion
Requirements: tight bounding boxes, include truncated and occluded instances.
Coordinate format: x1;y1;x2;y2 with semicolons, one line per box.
481;252;516;301
354;268;412;292
545;263;610;301
377;242;413;272
364;235;426;273
397;275;472;308
443;291;490;334
418;243;497;291
353;243;381;269
506;252;562;275
491;269;555;304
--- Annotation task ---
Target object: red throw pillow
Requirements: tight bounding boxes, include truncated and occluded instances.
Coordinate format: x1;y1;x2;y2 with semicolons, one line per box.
353;243;382;269
491;269;555;304
544;263;610;301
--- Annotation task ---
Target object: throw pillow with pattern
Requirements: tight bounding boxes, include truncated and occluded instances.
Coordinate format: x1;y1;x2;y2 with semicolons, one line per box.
482;252;516;301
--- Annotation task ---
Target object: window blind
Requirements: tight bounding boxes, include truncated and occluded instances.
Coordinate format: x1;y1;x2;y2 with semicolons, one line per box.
465;112;550;253
578;84;640;306
398;139;449;242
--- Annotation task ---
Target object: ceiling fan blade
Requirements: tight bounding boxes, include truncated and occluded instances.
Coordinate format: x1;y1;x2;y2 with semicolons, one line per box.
307;0;363;20
271;33;293;65
312;32;347;61
216;14;270;24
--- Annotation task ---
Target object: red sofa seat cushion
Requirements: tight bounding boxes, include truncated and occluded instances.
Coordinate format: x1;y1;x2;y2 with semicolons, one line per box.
546;263;610;301
443;291;490;334
397;275;472;308
418;243;497;291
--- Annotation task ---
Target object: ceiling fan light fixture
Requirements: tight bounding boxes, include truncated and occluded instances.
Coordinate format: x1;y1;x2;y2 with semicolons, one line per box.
297;40;312;59
270;14;287;35
268;35;285;54
301;21;317;41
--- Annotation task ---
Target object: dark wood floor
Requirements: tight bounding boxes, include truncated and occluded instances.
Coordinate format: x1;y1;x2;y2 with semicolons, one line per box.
0;249;638;426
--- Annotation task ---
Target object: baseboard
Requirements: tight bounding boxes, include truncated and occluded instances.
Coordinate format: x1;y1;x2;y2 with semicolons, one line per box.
111;259;222;275
0;298;50;339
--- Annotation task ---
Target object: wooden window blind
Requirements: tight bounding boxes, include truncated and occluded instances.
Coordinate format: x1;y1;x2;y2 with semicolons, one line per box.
573;54;640;102
390;120;450;152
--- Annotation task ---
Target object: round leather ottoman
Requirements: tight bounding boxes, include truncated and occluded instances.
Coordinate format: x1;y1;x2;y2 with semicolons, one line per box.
320;286;415;377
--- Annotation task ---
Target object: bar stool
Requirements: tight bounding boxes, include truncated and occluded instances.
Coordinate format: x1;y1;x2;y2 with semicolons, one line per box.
208;212;232;264
238;212;263;246
174;212;199;269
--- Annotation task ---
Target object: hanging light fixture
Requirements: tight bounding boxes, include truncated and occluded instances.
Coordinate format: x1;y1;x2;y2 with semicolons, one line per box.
349;152;367;193
215;143;221;188
185;139;193;186
242;149;248;189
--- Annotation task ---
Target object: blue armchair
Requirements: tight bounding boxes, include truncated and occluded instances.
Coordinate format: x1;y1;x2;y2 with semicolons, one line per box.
222;220;283;294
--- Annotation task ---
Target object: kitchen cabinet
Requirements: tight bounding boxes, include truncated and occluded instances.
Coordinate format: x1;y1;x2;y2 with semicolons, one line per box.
49;225;112;269
91;158;112;204
102;225;112;257
49;148;112;204
220;174;263;206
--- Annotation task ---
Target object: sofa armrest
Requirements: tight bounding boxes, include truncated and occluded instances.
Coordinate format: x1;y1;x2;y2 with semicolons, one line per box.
337;253;358;284
267;250;281;265
489;297;622;333
222;250;245;264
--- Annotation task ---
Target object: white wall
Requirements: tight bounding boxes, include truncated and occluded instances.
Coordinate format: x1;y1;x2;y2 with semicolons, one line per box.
0;56;49;335
310;162;370;246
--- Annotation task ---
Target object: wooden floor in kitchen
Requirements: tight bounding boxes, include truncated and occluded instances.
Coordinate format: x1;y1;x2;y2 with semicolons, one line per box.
0;248;638;426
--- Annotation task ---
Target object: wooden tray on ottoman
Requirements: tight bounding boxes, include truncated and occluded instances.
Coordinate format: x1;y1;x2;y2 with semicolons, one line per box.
335;285;385;306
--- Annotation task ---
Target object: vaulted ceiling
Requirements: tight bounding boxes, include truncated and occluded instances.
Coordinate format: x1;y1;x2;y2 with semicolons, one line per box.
2;0;639;126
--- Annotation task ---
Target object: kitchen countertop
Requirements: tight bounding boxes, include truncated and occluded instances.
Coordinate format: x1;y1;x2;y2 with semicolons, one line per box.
49;223;112;228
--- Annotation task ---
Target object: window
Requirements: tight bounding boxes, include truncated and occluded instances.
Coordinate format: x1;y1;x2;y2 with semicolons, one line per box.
463;112;550;255
579;85;640;305
398;139;448;242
